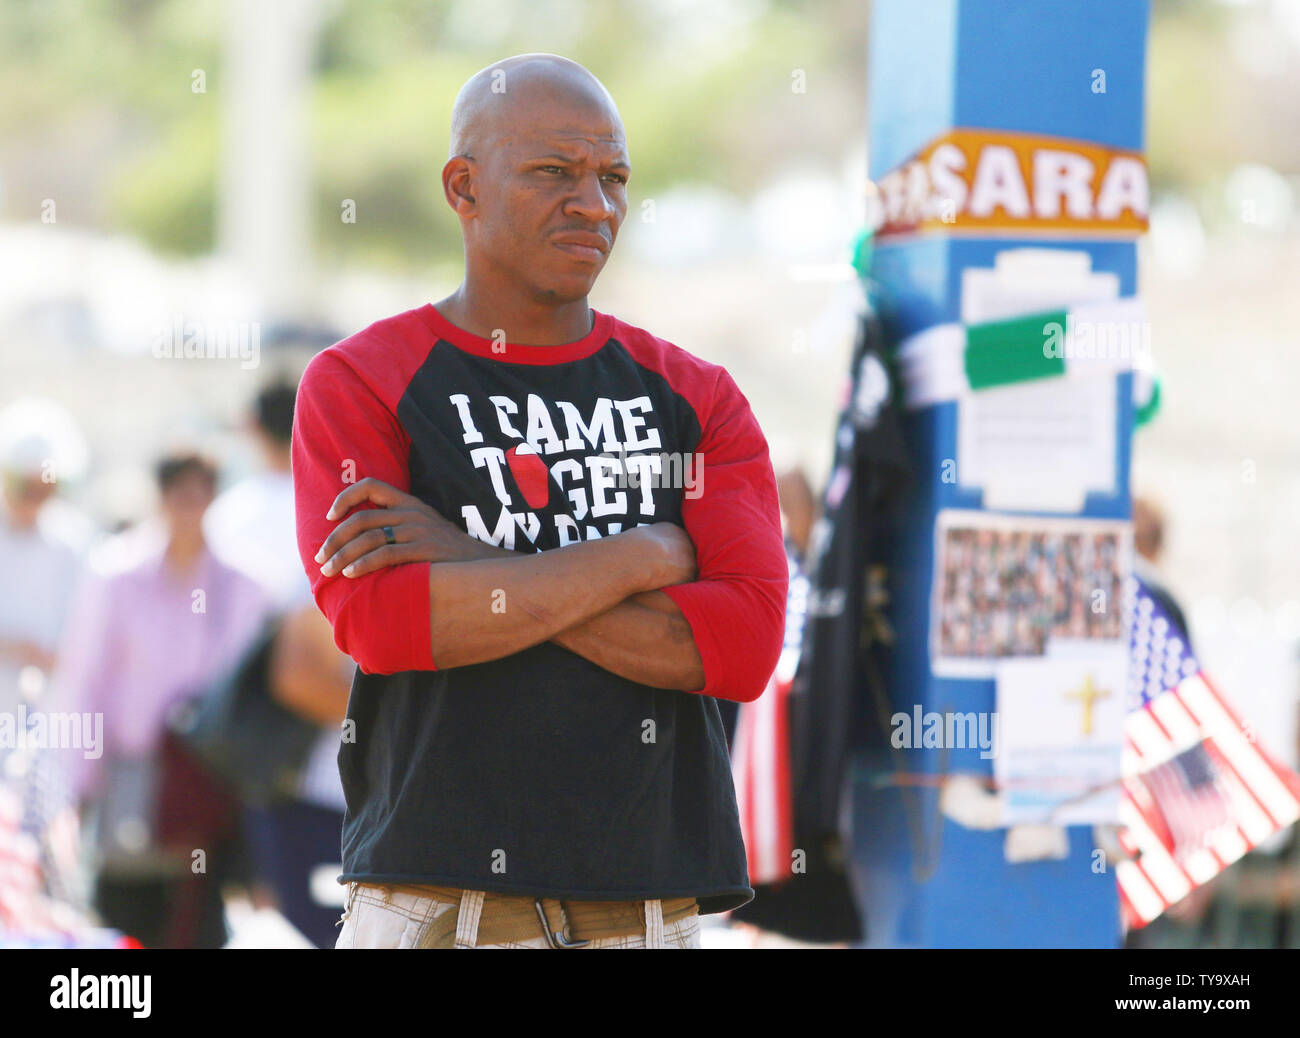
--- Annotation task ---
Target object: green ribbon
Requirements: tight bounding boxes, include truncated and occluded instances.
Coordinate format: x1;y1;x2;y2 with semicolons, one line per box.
964;310;1069;390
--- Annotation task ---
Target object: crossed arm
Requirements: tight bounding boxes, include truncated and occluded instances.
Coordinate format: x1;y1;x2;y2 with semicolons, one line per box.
312;477;707;691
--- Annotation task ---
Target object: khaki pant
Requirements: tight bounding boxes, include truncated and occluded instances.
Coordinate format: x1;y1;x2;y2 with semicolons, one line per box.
335;882;702;949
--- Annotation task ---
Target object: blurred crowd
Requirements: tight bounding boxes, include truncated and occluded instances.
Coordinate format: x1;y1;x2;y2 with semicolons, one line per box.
2;372;1298;949
0;375;351;948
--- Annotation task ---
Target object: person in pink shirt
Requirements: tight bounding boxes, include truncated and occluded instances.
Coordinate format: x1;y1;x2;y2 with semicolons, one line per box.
55;452;269;946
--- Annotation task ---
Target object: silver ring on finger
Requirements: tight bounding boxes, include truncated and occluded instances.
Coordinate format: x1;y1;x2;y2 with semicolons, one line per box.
382;525;397;546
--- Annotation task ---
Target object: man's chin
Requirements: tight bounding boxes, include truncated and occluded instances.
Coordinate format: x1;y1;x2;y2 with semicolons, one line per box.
534;276;601;306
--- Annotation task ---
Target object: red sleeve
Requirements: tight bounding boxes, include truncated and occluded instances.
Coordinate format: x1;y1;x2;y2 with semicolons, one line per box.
659;367;788;703
292;348;436;675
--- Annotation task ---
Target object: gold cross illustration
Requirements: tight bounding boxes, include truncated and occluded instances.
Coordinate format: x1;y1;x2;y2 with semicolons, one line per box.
1066;673;1111;737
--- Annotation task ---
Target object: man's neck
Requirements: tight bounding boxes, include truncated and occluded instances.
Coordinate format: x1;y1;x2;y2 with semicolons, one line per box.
434;284;593;346
264;449;292;475
165;533;205;574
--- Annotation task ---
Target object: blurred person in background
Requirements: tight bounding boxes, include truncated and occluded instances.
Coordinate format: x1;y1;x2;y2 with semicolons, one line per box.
1123;504;1300;948
0;400;98;937
718;465;819;749
54;451;268;947
1125;493;1212;948
1132;495;1193;651
776;467;817;566
0;400;93;717
205;378;353;949
728;290;907;947
205;378;315;611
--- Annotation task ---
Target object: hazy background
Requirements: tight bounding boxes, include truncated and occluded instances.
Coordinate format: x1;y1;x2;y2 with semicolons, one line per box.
3;0;1299;755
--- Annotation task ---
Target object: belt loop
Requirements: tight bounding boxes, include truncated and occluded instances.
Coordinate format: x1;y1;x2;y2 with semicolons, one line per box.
337;881;357;927
645;899;665;948
454;889;485;948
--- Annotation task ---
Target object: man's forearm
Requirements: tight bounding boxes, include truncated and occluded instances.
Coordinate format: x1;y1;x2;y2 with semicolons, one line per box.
428;527;679;669
548;591;705;691
435;535;705;687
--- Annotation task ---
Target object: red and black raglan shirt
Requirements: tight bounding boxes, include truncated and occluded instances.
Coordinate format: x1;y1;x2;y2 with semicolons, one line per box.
291;304;788;913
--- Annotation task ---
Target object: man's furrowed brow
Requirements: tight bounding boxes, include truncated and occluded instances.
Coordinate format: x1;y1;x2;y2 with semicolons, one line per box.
527;131;628;159
529;149;631;172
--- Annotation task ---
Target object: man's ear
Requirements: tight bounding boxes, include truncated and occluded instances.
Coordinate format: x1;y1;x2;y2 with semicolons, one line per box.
442;157;478;217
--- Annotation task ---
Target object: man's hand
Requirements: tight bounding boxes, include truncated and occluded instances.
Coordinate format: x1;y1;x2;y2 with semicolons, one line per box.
314;477;506;578
315;477;697;586
313;477;704;685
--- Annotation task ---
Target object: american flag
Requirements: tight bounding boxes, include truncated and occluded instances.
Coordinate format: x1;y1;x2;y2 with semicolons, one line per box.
732;549;804;886
1117;575;1300;929
0;781;45;933
0;736;88;940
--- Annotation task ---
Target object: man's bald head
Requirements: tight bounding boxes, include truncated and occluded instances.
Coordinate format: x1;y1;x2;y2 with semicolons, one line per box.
449;54;624;161
439;54;630;309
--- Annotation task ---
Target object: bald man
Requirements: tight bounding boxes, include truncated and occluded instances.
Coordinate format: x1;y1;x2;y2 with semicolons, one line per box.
292;54;787;948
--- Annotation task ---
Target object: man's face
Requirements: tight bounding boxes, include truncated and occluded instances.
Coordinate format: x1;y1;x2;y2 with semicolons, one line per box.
469;101;629;305
2;471;55;520
160;470;215;532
